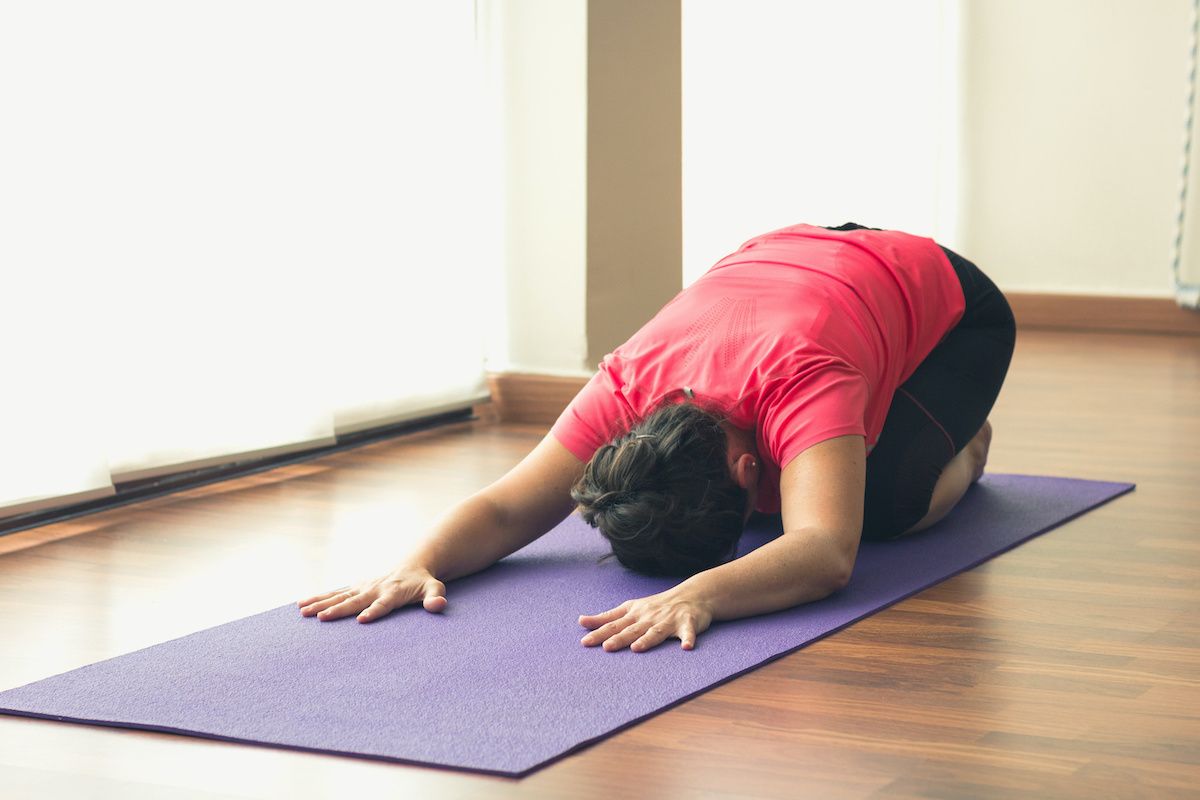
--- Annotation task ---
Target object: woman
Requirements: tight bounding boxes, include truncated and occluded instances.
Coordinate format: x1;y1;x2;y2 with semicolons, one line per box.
297;222;1016;654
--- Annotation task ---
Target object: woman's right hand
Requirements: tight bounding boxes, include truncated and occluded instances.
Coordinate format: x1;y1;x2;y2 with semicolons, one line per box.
297;567;447;623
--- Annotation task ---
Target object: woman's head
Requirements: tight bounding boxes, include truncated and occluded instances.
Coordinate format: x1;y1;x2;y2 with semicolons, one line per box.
570;401;753;577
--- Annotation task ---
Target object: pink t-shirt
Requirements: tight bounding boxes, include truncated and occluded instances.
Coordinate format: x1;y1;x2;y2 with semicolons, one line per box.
550;223;966;513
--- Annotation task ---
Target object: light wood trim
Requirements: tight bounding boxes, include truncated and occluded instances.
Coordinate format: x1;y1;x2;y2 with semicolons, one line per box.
1007;292;1200;336
17;293;1182;535
0;486;116;521
484;294;1199;426
334;394;490;436
485;372;589;425
109;435;339;484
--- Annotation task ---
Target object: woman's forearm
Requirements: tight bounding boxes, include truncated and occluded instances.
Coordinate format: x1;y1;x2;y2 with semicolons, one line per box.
675;529;856;621
394;435;583;584
401;493;537;582
575;527;858;654
300;434;582;623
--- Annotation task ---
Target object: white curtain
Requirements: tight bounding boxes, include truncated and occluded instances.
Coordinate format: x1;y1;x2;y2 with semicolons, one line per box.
0;2;491;517
682;0;963;285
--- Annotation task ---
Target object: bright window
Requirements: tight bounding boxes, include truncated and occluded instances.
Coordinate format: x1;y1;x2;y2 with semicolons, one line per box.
0;2;492;516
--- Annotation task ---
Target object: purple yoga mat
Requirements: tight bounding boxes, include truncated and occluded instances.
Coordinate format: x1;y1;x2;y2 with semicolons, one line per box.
0;473;1133;776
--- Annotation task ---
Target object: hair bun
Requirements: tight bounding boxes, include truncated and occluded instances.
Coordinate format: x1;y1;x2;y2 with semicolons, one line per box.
569;401;748;577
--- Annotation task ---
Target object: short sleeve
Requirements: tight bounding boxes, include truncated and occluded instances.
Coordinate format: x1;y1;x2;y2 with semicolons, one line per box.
549;371;633;462
758;363;870;471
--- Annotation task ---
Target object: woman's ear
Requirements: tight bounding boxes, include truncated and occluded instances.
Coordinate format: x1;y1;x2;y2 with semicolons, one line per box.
732;452;759;490
735;452;760;523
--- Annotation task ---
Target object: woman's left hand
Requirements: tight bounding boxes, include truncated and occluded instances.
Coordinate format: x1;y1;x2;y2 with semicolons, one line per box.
579;587;713;653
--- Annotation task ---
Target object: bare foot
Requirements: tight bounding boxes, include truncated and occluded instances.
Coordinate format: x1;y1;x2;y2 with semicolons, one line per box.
966;419;992;482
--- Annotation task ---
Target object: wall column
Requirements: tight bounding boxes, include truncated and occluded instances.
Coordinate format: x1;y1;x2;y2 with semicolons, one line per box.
586;0;682;366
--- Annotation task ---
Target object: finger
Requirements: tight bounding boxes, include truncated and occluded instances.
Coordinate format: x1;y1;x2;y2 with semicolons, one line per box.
578;605;627;630
422;579;447;613
316;592;373;621
603;620;654;652
296;587;351;609
357;598;393;623
630;624;673;653
679;619;697;651
580;614;635;647
300;591;354;617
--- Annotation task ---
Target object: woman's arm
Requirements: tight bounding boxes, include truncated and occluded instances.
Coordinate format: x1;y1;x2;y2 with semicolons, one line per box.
300;432;584;622
405;432;585;581
578;434;865;651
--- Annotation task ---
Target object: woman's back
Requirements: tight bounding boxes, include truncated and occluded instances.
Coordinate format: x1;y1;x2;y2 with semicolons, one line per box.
551;224;965;512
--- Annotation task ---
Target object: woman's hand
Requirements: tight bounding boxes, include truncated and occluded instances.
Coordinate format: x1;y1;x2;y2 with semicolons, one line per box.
297;566;447;623
578;587;713;653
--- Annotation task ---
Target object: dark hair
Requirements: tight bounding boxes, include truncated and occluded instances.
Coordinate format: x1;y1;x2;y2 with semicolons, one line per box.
570;401;749;577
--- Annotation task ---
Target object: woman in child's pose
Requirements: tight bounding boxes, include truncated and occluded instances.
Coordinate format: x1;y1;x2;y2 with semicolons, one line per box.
299;222;1015;654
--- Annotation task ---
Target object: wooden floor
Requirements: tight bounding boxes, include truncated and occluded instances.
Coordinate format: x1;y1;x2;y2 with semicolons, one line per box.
1;329;1198;799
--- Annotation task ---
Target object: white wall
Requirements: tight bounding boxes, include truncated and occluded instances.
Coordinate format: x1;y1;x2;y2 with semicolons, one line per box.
681;0;1194;297
682;0;962;285
482;0;591;376
963;0;1190;297
492;1;1196;378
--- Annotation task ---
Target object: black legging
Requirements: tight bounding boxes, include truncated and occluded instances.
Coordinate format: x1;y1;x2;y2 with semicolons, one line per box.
823;223;1017;540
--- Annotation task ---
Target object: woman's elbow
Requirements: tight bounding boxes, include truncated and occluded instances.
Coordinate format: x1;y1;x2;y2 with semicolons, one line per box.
795;560;853;604
812;561;852;597
829;561;854;592
817;548;856;596
784;528;857;600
